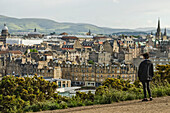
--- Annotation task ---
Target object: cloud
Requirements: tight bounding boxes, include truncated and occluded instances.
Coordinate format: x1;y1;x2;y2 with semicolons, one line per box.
112;0;119;3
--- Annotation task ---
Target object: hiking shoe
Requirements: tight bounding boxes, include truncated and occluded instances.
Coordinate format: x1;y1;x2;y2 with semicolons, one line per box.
150;97;153;101
142;98;148;102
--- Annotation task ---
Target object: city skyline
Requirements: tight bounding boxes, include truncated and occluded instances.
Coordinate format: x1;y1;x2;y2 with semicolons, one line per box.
1;0;170;29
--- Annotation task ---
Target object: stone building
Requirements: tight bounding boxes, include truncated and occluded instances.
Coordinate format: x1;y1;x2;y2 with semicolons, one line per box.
62;40;82;51
37;66;62;79
28;28;43;38
61;62;137;87
65;50;88;63
89;51;111;65
103;40;114;54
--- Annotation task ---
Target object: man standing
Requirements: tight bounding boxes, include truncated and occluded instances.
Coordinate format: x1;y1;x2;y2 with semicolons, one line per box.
138;53;154;101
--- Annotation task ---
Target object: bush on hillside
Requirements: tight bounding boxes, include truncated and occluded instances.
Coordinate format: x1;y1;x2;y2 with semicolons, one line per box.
0;75;58;112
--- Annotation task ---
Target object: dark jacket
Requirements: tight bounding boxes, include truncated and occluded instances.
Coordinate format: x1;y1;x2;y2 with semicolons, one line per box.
138;59;154;82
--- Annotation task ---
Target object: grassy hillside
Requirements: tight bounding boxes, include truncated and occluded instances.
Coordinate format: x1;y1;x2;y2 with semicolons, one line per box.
0;15;135;34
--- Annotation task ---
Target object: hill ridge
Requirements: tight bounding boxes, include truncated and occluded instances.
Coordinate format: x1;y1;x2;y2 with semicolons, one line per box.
0;15;136;34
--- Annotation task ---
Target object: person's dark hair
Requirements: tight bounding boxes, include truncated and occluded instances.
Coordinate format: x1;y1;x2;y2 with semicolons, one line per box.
142;53;149;59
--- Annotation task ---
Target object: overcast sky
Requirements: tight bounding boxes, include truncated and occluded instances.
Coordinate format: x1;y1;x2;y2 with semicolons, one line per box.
0;0;170;29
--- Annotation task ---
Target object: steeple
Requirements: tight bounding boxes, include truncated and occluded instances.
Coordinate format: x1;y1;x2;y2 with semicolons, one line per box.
88;29;91;35
157;18;160;32
164;28;167;36
156;18;161;41
34;28;37;32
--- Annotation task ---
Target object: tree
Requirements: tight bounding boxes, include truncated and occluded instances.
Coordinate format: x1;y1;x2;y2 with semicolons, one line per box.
156;63;170;83
0;74;58;112
88;60;94;64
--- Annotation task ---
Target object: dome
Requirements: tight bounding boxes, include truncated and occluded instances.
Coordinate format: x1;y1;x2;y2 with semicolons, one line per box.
2;24;8;31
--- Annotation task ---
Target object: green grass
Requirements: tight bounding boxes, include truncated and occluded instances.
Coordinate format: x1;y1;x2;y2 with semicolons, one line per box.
23;84;170;112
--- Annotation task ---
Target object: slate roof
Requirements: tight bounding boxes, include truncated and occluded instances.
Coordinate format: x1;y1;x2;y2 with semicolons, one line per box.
82;41;94;46
62;45;74;49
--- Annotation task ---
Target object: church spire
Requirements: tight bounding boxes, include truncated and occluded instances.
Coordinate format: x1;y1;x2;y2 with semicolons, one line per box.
34;28;37;32
88;29;91;35
164;28;167;36
156;18;161;41
157;18;160;32
157;18;161;35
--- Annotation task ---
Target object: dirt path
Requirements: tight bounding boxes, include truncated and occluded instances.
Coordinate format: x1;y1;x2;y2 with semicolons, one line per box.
38;96;170;113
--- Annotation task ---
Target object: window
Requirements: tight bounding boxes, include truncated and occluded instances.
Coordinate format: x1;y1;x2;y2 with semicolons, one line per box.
58;81;61;88
107;75;111;78
92;75;94;78
112;75;114;78
101;75;103;78
91;83;95;86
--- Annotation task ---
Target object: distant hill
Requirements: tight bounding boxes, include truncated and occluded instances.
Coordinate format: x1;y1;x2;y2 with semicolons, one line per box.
112;31;148;36
0;15;137;35
1;15;169;35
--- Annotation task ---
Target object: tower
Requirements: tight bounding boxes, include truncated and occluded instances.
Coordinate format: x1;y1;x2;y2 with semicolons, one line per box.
163;28;167;40
87;29;91;35
156;18;161;41
164;28;167;36
113;39;119;53
34;28;37;32
0;24;10;44
154;18;161;48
